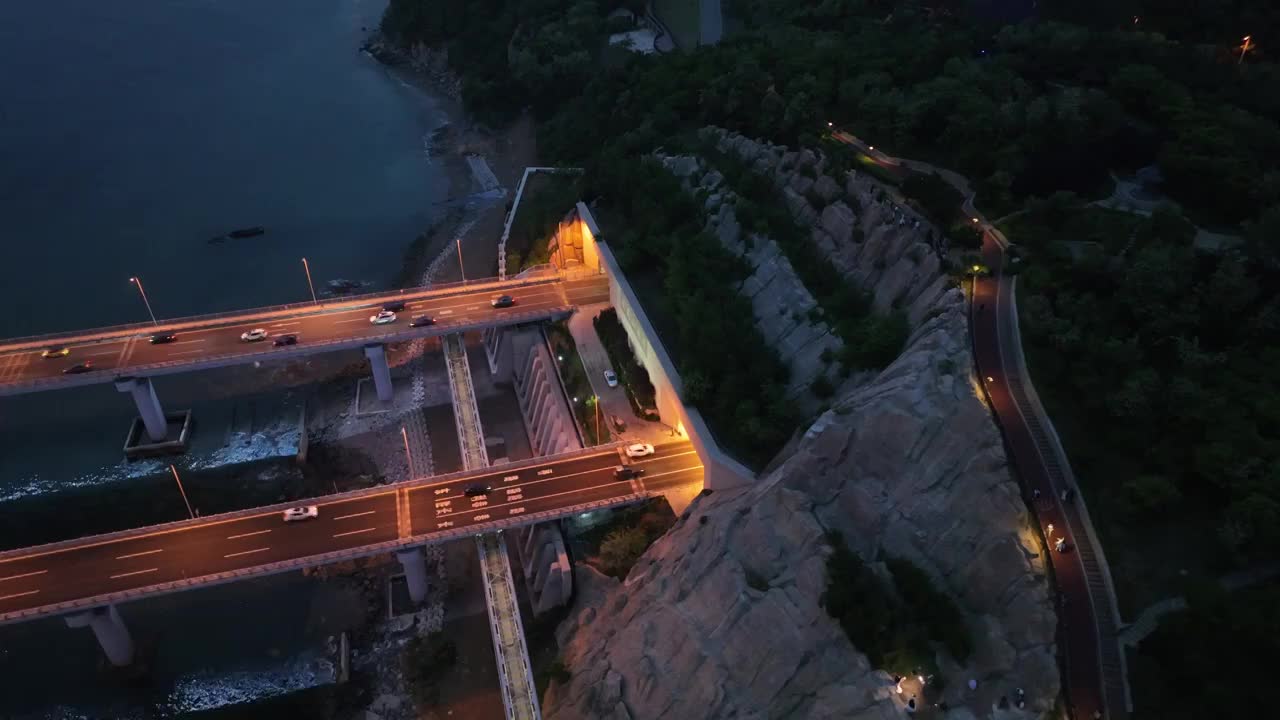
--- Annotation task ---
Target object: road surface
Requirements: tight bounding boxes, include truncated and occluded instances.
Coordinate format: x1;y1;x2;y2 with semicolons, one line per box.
0;440;700;622
0;277;592;395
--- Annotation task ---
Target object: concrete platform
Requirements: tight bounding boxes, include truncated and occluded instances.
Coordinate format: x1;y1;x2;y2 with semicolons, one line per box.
122;410;192;459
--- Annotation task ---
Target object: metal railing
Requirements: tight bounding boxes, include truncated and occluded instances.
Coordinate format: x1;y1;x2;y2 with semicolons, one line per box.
497;167;583;281
477;533;542;720
0;276;562;353
1;306;578;396
443;333;490;471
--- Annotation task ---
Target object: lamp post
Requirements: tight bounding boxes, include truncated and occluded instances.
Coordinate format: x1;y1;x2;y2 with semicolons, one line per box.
129;276;158;325
170;464;195;520
401;426;414;477
1239;35;1253;64
456;236;466;282
301;257;318;305
593;395;601;444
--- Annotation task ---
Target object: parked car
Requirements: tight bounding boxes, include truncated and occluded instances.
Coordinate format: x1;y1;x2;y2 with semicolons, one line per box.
409;315;434;327
624;443;655;458
370;310;397;325
282;506;319;522
41;347;70;359
62;361;94;374
149;332;177;344
490;295;515;308
273;334;298;347
240;328;269;342
382;301;407;312
614;465;644;480
603;370;619;388
464;484;492;497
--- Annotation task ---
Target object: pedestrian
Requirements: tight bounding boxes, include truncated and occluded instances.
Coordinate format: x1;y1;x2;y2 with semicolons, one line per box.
968;678;978;691
1055;537;1067;553
1033;488;1041;499
907;697;917;714
1046;523;1054;536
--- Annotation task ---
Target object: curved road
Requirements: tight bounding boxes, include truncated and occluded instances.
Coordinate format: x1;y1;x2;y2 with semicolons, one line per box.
831;128;1126;719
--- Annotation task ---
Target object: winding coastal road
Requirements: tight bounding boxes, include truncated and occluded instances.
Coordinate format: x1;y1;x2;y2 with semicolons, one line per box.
0;440;701;623
0;275;609;396
831;129;1128;720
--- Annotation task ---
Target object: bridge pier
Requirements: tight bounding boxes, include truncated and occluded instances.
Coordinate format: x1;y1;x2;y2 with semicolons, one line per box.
363;344;393;403
65;605;134;667
114;377;167;442
396;548;429;603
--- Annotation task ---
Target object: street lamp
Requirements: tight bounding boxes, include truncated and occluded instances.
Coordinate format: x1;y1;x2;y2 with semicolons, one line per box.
170;464;195;519
1239;35;1253;64
456;235;466;282
401;426;414;477
129;276;158;325
301;257;318;305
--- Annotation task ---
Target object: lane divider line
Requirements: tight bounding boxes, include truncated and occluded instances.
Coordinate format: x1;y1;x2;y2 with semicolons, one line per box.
109;567;159;580
115;549;163;560
0;590;39;601
0;570;48;583
333;527;378;538
224;547;271;558
226;529;272;540
332;510;376;521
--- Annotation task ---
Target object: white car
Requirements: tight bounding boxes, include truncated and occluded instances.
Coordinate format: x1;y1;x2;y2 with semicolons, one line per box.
370;310;397;325
624;443;655;459
240;328;269;342
603;370;619;388
282;506;319;522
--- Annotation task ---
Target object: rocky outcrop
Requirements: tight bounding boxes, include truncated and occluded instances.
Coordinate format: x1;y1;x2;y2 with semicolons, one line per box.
545;301;1058;719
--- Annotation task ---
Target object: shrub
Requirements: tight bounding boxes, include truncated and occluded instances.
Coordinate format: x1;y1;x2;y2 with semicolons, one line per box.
598;526;651;577
401;633;458;706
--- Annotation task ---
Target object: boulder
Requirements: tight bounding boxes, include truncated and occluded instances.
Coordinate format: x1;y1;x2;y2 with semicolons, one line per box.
813;174;841;203
820;202;857;245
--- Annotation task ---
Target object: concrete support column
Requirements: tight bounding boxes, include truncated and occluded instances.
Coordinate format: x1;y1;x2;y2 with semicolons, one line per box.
115;377;167;442
396;548;429;604
363;344;393;403
66;605;134;667
483;326;502;375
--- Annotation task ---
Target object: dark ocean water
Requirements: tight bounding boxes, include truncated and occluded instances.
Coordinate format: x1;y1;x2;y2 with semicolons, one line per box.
0;0;443;715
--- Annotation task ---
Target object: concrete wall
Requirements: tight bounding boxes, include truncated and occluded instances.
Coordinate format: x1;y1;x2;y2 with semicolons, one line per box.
511;326;581;457
573;202;754;490
517;523;573;615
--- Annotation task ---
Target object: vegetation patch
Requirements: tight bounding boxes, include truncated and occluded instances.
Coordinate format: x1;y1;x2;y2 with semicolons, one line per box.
822;531;970;678
504;173;584;274
571;498;676;578
593;308;659;420
401;633;458;707
545;322;612;445
653;0;700;50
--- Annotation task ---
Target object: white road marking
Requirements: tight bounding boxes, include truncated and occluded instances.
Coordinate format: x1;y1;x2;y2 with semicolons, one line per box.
0;570;47;583
224;547;271;558
333;510;376;521
437;310;453;316
226;529;272;540
269;321;301;328
83;349;120;357
333;527;378;538
109;567;159;580
172;339;207;345
168;349;206;356
333;318;369;324
0;590;39;601
115;549;163;560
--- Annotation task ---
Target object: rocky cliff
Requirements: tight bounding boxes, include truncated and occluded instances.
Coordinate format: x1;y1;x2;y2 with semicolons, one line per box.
543;133;1058;719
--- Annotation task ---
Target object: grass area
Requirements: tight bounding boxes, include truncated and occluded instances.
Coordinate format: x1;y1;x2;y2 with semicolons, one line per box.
654;0;700;49
545;322;612;446
504;173;583;274
569;498;676;578
593;308;658;420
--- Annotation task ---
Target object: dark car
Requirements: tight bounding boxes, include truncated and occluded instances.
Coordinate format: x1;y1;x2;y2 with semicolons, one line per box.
272;334;298;347
409;315;434;328
464;484;492;498
490;295;515;308
62;361;94;375
613;465;644;480
382;301;407;312
149;333;177;345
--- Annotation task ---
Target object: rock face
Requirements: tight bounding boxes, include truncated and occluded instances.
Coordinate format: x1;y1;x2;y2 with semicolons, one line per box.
546;305;1058;719
546;130;1057;719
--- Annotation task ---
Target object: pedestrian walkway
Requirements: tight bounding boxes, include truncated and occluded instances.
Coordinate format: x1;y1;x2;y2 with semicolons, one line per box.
443;332;541;720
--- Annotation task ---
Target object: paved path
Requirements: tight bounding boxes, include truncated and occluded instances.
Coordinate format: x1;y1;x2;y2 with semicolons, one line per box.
831;128;1129;719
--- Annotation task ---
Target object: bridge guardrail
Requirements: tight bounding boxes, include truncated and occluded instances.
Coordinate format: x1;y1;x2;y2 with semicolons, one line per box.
0;305;578;395
0;276;562;352
0;492;648;625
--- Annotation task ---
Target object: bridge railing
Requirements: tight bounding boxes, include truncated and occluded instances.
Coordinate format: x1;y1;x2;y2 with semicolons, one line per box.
0;491;648;626
1;306;578;395
0;275;562;352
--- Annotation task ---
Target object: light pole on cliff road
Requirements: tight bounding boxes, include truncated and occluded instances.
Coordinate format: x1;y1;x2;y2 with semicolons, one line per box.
456;236;466;282
129;276;158;325
301;257;318;305
401;426;414;478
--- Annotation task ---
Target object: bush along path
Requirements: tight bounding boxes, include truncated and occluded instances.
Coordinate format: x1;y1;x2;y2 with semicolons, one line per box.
829;127;1129;720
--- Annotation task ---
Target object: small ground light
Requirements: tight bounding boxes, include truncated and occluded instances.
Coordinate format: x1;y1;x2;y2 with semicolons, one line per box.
986;376;994;383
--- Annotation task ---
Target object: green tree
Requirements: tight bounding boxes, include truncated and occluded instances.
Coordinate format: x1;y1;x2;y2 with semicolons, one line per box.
598;526;651;576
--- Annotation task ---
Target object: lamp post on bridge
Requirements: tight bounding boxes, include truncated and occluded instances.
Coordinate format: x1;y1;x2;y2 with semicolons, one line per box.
170;464;195;520
401;426;414;478
301;257;318;305
456;235;466;282
128;276;158;325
